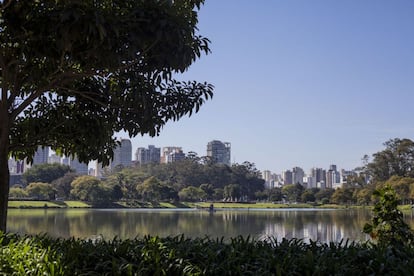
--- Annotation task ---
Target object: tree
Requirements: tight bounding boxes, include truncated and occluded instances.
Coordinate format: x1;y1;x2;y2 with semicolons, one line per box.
51;172;79;199
331;187;355;205
111;185;124;202
366;138;414;182
26;182;55;200
363;186;414;246
178;186;206;202
282;184;304;203
0;0;212;231
315;188;334;203
301;190;316;203
22;163;73;185
137;176;161;201
9;187;28;199
355;188;373;205
200;183;214;200
70;176;108;203
224;184;241;201
383;176;414;204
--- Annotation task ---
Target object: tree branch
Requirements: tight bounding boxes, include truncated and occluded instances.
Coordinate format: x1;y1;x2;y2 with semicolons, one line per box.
0;0;13;11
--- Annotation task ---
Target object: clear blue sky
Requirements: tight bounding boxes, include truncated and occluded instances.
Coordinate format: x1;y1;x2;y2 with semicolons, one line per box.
124;0;414;174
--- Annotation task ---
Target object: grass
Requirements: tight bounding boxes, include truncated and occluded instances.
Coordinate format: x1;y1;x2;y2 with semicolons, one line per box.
8;200;90;209
193;202;318;209
8;201;63;209
63;201;91;208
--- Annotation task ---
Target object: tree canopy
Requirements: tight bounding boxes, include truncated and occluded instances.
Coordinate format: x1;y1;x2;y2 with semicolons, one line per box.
0;0;212;231
366;138;414;182
22;163;73;185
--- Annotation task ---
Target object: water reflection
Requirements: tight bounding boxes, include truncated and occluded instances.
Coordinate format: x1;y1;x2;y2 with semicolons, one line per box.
7;208;407;243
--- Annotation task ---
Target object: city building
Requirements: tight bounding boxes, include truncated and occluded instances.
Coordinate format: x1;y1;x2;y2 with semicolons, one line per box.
206;140;231;166
262;170;283;189
112;138;132;169
68;156;88;175
305;176;317;189
32;146;49;165
8;158;26;174
292;167;305;186
282;170;293;185
161;147;185;163
310;167;326;189
326;164;341;189
48;154;61;164
166;150;185;163
135;145;161;165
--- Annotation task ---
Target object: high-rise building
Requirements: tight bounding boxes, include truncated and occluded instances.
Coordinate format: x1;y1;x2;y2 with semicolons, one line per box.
135;145;161;165
282;170;293;185
166;150;185;163
161;147;184;163
112;138;132;169
69;157;88;175
292;167;305;186
326;164;340;189
32;146;49;165
48;154;61;164
311;167;326;188
206;140;231;166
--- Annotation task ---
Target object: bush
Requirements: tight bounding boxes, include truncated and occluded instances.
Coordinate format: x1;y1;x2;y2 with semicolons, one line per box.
2;233;414;275
363;185;414;246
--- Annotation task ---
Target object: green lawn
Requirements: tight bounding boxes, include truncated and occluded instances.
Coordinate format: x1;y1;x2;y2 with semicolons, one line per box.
192;202;318;209
8;201;63;208
63;201;91;208
8;200;90;209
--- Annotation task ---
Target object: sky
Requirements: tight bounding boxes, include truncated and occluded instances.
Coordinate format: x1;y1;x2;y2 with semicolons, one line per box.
122;0;414;174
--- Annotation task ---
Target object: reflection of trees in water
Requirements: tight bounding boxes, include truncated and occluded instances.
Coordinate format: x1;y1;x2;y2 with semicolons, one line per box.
8;208;412;242
260;209;371;243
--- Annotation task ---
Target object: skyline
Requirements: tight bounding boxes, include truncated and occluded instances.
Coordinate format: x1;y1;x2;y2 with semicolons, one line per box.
123;1;414;173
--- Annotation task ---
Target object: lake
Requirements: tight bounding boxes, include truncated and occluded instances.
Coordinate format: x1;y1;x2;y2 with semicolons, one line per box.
7;208;414;243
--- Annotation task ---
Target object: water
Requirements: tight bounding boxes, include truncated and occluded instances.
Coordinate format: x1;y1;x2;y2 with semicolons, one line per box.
7;208;413;243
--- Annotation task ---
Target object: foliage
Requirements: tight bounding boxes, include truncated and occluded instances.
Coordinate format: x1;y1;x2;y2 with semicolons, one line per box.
0;0;213;231
51;172;79;199
365;138;414;182
26;182;56;200
331;187;355;205
0;234;64;275
282;183;304;202
22;163;73;186
363;185;414;246
9;187;28;199
3;233;414;275
223;183;241;200
2;0;213;165
70;176;110;204
136;176;177;202
381;176;414;204
178;186;206;202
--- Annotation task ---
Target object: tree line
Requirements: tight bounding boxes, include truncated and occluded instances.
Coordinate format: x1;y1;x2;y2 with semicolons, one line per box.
11;156;266;205
11;138;414;206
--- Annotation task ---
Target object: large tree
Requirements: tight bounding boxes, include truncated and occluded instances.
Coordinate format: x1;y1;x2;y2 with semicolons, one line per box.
0;0;213;231
22;163;72;185
366;138;414;182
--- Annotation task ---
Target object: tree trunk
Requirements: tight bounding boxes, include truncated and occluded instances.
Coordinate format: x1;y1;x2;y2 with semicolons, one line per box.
0;102;10;232
0;149;9;232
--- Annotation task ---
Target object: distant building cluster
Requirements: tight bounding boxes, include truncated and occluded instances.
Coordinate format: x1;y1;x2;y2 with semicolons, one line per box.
8;139;231;182
8;138;359;190
262;164;356;190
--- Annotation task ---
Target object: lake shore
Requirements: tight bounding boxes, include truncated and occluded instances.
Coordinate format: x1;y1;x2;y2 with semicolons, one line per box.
7;200;381;209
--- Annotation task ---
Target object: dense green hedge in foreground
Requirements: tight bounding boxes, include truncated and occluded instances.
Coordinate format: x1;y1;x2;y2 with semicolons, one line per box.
1;233;414;275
